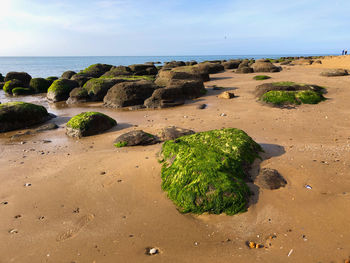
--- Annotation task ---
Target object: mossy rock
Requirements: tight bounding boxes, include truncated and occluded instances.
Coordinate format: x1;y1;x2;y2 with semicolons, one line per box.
0;102;51;132
261;90;325;106
4;72;32;87
66;112;117;138
160;128;262;215
66;88;89;104
47;79;79;102
101;66;132;78
61;70;77;79
255;82;326;98
12;87;33;96
82;78;125;101
253;75;271;80
46;76;59;85
81;64;113;78
3;79;24;94
114;130;157;147
0;73;4;82
30;78;51;93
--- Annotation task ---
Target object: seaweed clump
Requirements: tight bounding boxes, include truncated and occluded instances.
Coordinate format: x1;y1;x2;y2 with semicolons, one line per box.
253;75;271;80
160;128;262;215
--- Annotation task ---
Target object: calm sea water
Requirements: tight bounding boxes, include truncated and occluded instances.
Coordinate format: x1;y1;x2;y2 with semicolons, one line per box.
0;55;329;78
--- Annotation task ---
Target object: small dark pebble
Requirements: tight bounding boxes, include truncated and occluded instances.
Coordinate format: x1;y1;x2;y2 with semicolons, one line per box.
197;104;207;109
100;171;106;175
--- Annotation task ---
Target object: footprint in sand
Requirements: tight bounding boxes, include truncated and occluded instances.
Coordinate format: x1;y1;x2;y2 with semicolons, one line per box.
56;214;95;242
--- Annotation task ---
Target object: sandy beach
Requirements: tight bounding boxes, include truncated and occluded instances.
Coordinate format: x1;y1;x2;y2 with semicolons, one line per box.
1;58;350;263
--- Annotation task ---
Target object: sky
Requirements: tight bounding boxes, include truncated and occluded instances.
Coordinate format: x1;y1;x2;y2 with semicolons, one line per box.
0;0;349;56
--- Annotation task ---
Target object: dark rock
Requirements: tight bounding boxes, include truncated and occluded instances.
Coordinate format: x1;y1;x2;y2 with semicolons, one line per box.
163;61;186;70
4;72;32;88
158;126;195;141
0;102;51;132
66;112;117;138
198;62;224;74
223;60;241;69
251;60;282;72
61;71;77;79
101;66;132;78
3;79;25;94
197;104;207;109
114;130;158;147
103;80;156;108
185;61;198;66
34;122;58;132
144;87;185;108
256;168;287;190
129;64;158;75
155;69;206;87
320;69;348;77
83;78;127;101
29;78;51;93
0;73;4;82
66;88;89;104
47;79;79;102
236;66;254;74
80;64;113;78
71;73;92;87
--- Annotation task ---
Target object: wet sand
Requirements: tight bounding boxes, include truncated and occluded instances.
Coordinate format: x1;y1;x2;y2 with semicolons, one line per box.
1;64;350;262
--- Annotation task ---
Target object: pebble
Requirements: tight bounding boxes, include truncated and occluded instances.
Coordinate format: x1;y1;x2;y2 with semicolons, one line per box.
149;248;158;255
9;229;18;234
24;183;32;187
220;113;227;117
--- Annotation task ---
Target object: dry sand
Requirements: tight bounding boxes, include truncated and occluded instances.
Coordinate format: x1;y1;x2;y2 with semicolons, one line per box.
309;55;350;70
1;59;350;262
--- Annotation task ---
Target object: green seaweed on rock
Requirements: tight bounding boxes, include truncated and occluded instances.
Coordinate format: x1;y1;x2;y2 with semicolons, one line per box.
160;128;262;215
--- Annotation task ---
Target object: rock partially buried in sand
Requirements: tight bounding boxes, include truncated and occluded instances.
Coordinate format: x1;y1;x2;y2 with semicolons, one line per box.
160;128;262;215
0;102;52;132
218;91;235;99
256;82;326;107
66;112;117;138
114;130;158;147
256;168;287;190
251;60;282;73
320;69;348;77
158;126;195;141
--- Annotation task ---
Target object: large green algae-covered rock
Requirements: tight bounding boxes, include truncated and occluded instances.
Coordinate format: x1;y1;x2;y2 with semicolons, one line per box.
47;79;79;102
0;102;51;132
256;82;326;106
160;128;262;215
4;72;32;87
81;64;113;78
66;112;117;138
3;79;25;94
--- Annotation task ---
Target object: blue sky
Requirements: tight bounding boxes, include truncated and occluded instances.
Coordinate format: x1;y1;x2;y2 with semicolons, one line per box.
0;0;349;56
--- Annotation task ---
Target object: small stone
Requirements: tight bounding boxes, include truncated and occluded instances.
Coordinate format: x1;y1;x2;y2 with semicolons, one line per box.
24;183;32;187
248;242;256;249
100;171;106;175
197;104;207;109
149;248;158;255
255;244;264;249
218;91;235;99
9;229;18;234
220;113;227;117
14;215;22;219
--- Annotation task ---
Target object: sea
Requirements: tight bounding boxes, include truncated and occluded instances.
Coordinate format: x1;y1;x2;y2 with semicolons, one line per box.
0;55;330;78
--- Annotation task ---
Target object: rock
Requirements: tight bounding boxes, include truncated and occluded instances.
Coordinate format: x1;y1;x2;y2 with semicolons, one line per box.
4;72;32;88
163;61;186;70
160;128;262;215
280;60;292;65
46;76;59;84
320;69;348;77
114;130;158;147
29;78;51;93
256;168;287;190
12;88;33;96
218;91;235;99
158;126;195;141
61;71;77;79
0;73;4;82
185;61;198;66
155;68;207;87
314;60;322;64
145;80;205;109
33;123;58;132
80;63;113;78
290;59;313;65
70;73;92;87
251;60;282;72
198;62;224;74
0;102;52;132
222;60;241;69
83;78;127;101
254;82;326;98
197;104;207;109
47;79;79;102
3;79;25;94
103;80;156;108
236;66;254;74
66;112;117;138
101;66;132;78
66;88;89;104
129;64;158;75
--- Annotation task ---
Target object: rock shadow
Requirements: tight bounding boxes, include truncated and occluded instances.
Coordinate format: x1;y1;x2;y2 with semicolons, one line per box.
247;143;286;206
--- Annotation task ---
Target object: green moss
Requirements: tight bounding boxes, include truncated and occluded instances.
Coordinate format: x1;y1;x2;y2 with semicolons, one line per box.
295;90;325;104
262;90;325;106
114;141;128;148
253;75;271;80
3;80;22;94
67;112;116;130
160;128;262;215
46;76;58;81
262;90;299;105
12;87;33;96
271;81;299;87
48;79;77;93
